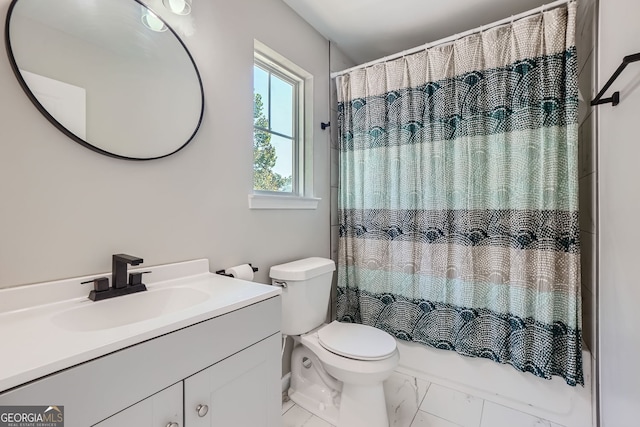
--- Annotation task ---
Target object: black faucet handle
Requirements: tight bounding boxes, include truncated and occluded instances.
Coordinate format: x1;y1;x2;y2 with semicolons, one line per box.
81;277;110;292
129;271;151;286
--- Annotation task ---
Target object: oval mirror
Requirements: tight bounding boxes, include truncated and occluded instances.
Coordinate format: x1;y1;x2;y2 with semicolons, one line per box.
5;0;204;160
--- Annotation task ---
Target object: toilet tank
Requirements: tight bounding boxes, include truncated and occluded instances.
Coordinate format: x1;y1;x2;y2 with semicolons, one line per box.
270;257;336;336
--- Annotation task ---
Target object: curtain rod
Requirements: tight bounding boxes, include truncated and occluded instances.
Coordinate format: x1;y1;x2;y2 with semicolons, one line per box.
330;0;574;79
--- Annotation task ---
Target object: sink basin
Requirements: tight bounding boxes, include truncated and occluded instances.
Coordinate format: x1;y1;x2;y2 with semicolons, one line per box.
51;287;209;332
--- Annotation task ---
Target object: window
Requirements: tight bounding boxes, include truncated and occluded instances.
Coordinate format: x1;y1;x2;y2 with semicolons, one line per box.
250;41;319;210
253;56;302;194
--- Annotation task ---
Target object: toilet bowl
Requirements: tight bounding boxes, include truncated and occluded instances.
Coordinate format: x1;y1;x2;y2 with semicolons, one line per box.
271;258;399;427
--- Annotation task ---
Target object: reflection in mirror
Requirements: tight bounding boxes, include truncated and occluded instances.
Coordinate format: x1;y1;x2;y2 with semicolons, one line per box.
5;0;204;160
141;8;168;32
162;0;192;16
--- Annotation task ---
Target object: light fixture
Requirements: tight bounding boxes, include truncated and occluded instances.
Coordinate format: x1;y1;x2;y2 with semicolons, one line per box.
141;7;167;32
162;0;191;15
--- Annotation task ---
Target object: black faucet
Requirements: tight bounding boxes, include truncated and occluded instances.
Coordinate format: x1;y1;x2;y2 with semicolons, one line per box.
82;254;149;301
112;254;143;289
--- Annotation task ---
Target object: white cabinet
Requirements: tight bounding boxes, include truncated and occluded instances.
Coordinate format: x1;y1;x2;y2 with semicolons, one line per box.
0;297;281;427
93;333;280;427
95;382;183;427
185;335;281;427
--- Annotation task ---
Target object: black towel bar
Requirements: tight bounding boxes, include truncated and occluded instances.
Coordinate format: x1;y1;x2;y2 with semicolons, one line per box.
591;52;640;106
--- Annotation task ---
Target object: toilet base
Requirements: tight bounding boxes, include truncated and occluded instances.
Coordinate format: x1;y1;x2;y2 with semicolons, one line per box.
289;345;340;425
338;383;389;427
289;340;393;427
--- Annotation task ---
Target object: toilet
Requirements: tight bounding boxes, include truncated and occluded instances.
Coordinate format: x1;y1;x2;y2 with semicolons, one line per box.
270;257;399;427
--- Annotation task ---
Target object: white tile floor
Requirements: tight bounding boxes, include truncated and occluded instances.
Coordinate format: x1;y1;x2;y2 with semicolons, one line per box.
282;371;566;427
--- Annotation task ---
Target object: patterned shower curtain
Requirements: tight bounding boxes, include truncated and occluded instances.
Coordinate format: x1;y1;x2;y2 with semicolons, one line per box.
336;3;582;386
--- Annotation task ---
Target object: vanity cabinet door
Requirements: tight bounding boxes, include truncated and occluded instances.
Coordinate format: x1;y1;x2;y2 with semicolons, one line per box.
184;333;281;427
93;382;183;427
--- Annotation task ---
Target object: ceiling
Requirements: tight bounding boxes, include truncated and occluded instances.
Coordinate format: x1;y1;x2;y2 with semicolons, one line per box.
283;0;552;66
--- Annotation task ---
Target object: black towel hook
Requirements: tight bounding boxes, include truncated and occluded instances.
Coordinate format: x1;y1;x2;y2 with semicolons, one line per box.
591;52;640;106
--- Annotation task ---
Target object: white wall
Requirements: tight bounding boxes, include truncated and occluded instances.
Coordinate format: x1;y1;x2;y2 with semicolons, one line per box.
0;0;330;288
598;0;640;425
577;0;597;356
574;1;599;424
328;42;355;320
576;6;598;426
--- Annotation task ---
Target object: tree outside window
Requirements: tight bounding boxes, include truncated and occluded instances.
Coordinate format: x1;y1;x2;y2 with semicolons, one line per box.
253;60;300;194
253;93;292;192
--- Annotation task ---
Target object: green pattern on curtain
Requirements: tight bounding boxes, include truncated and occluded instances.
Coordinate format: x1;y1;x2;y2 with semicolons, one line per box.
336;3;582;386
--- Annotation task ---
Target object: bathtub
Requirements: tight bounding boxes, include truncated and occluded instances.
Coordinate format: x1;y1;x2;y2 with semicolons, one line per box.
395;340;594;427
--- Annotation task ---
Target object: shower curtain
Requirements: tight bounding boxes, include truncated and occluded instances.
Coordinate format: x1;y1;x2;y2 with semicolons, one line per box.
336;3;582;386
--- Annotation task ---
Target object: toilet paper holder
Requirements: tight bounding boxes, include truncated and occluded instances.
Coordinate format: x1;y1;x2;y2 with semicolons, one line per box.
215;264;259;277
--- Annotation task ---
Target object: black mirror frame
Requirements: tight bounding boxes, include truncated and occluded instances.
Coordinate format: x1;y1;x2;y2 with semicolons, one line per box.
4;0;205;161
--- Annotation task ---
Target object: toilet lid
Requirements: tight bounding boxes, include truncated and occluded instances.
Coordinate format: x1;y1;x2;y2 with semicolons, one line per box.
317;321;397;361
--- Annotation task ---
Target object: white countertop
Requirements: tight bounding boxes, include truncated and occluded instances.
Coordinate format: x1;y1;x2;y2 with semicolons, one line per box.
0;259;280;393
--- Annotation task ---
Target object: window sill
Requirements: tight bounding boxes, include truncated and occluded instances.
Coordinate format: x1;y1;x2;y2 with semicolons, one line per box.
248;194;321;210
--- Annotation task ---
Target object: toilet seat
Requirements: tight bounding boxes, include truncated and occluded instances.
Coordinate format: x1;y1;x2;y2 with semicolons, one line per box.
317;321;397;361
299;329;400;385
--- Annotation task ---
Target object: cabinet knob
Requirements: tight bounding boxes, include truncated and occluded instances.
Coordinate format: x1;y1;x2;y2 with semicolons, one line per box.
196;404;209;417
166;423;179;427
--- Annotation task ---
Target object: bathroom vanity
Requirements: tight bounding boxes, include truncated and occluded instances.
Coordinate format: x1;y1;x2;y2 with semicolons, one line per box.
0;259;281;426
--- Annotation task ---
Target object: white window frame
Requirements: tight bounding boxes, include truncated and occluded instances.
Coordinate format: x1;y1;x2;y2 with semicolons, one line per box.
249;40;320;210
